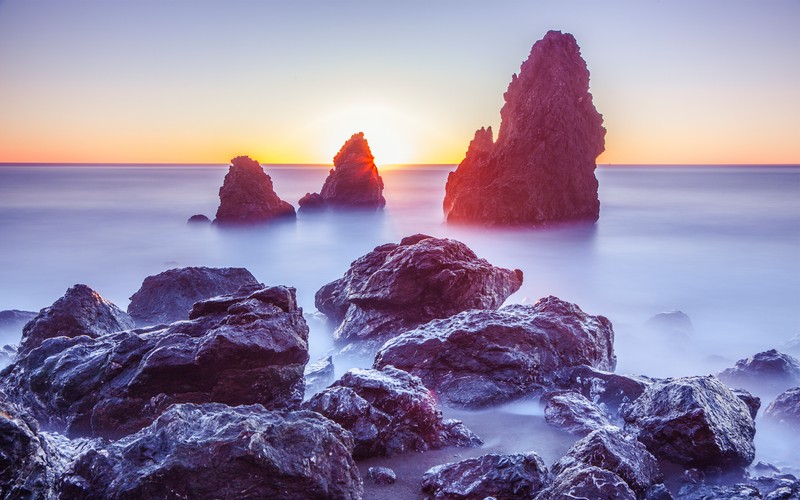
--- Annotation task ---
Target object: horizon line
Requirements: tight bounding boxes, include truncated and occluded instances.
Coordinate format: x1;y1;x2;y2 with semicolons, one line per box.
1;162;799;168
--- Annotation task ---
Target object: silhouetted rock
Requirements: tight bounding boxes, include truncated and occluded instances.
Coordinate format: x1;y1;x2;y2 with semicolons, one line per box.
301;132;385;210
186;214;210;224
304;355;335;396
422;452;549;499
0;309;37;334
542;391;612;435
644;310;694;338
367;466;396;485
551;426;663;497
213;156;295;224
374;296;616;408
2;285;309;439
763;387;800;431
18;284;134;356
58;403;362;499
127;266;259;326
731;388;761;419
316;234;522;347
719;349;800;398
443;31;605;226
302;366;481;459
553;365;650;420
621;376;756;469
538;465;636;500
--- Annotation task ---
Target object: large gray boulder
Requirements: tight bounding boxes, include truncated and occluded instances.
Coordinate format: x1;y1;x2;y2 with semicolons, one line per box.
374;296;616;408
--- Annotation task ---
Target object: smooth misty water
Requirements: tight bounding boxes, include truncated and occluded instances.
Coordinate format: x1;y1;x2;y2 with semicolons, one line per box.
1;164;799;484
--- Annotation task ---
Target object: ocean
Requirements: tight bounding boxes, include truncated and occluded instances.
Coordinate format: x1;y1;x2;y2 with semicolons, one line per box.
1;163;799;491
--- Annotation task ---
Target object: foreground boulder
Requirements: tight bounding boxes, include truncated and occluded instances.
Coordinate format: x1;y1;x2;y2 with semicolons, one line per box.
718;349;800;398
18;284;134;356
316;234;522;345
2;284;309;439
375;296;616;408
299;132;385;210
421;452;549;499
303;366;481;459
59;403;363;499
213;156;295;224
538;465;635;500
127;266;259;326
763;386;800;431
542;391;612;436
443;30;605;226
621;376;756;469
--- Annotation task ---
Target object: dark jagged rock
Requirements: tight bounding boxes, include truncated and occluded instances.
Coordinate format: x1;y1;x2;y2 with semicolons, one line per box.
553;365;650;420
0;309;37;334
551;426;663;497
186;214;210;224
719;349;800;398
2;285;309;439
374;296;616;408
304;355;335;396
58;403;362;499
18;284;134;356
542;390;612;435
302;366;481;459
367;466;396;485
316;234;522;346
301;132;385;210
644;310;694;337
443;31;605;226
421;452;549;500
763;387;800;431
126;266;259;326
213;155;295;224
538;465;636;500
621;376;756;469
731;388;761;420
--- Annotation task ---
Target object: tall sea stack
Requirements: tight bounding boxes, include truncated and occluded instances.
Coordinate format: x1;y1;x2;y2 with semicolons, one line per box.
214;156;295;224
443;30;605;226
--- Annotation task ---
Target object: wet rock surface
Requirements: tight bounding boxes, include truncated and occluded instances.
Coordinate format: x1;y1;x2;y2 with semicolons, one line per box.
18;284;134;356
58;403;363;499
553;364;650;420
126;266;259;326
621;375;756;469
719;349;800;398
213;155;295;224
375;296;616;408
538;465;636;500
443;30;605;226
542;390;612;435
2;284;309;439
316;234;522;345
763;386;800;431
303;366;481;459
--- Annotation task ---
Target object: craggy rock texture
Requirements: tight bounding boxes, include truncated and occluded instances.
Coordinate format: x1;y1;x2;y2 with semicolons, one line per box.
551;426;663;497
763;387;800;431
0;309;37;335
303;366;481;459
300;132;385;210
538;465;636;500
542;390;612;436
718;349;800;397
213;155;295;224
644;310;694;338
127;266;259;326
316;234;523;344
58;403;363;500
443;31;605;226
553;365;650;420
2;285;309;439
366;466;396;485
421;452;549;500
304;355;335;396
374;296;616;408
621;376;756;469
18;284;134;356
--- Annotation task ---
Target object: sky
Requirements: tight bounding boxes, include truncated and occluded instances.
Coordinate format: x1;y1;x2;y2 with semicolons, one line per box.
0;0;798;165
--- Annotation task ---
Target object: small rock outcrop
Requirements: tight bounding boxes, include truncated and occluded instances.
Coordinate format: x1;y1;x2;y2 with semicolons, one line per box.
18;284;134;356
443;30;605;226
186;214;210;224
644;310;694;338
763;386;800;431
302;366;481;459
374;296;616;408
538;465;636;500
127;266;259;326
718;349;800;398
213;156;295;224
552;365;650;420
316;234;522;345
367;466;396;485
621;376;756;469
3;284;309;439
59;403;363;499
299;132;385;210
421;452;549;500
542;391;612;435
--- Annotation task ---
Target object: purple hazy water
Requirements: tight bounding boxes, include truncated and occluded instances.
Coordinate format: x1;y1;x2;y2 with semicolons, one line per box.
1;164;799;488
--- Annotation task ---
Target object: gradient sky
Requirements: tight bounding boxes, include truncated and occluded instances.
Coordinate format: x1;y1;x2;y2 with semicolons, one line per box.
0;0;798;165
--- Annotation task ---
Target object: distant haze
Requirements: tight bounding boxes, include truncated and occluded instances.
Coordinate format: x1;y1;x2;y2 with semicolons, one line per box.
0;0;798;165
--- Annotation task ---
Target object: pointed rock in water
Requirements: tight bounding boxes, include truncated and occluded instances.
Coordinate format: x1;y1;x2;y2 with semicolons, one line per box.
213;155;295;224
127;266;259;326
443;30;605;226
18;284;134;356
300;132;385;210
58;403;363;499
374;296;616;408
315;234;523;347
718;349;800;398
